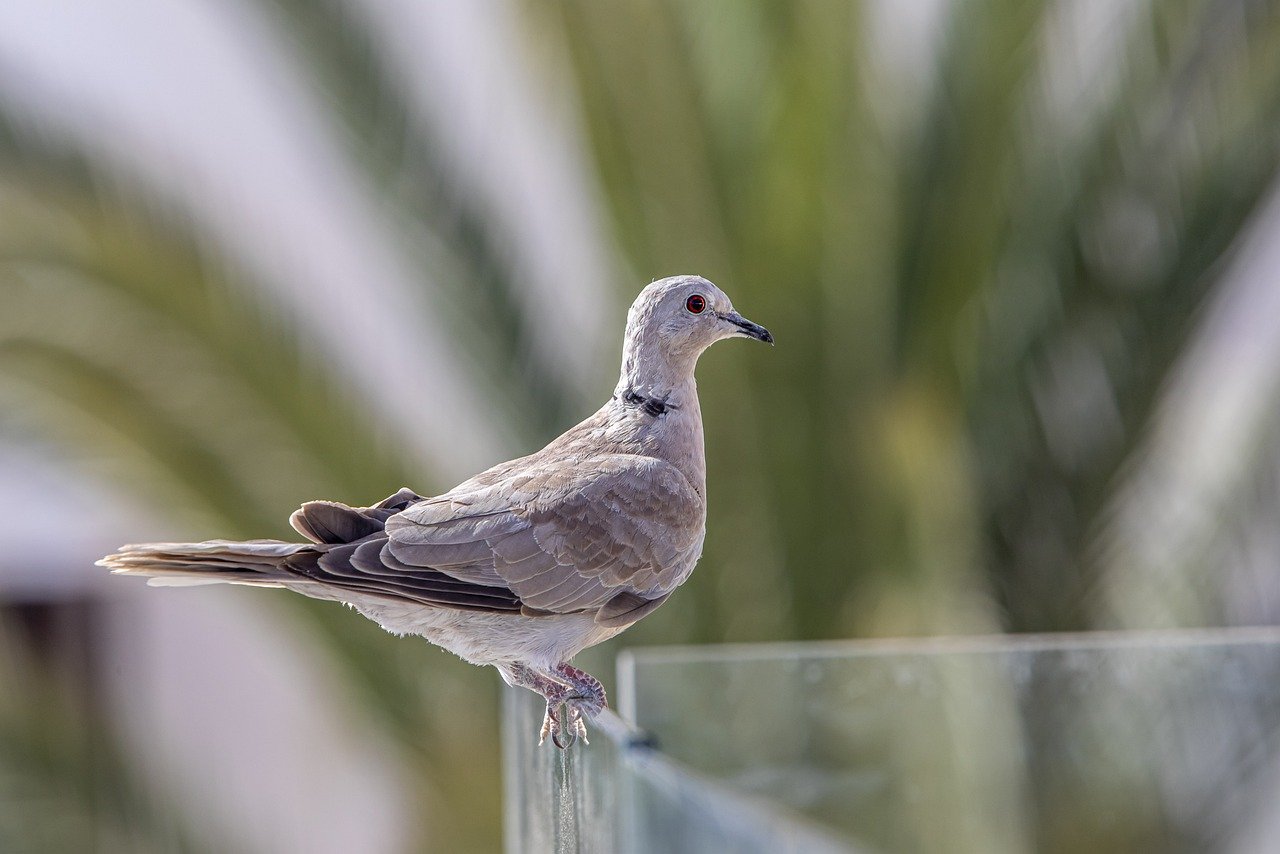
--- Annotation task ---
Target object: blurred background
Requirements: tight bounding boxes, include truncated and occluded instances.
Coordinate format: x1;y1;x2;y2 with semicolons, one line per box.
3;0;1280;851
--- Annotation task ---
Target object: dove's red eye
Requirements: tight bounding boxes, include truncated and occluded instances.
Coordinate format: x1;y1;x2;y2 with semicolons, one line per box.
686;294;707;314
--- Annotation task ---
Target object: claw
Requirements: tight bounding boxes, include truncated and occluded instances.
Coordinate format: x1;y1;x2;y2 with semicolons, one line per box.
540;700;579;749
538;707;554;747
551;722;575;749
560;697;595;745
550;701;576;749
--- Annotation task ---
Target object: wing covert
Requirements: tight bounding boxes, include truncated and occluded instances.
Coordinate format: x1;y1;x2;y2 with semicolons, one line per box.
384;455;704;620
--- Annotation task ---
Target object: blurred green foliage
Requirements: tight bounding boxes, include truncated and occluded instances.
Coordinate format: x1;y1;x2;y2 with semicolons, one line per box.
547;0;1280;645
3;0;1280;850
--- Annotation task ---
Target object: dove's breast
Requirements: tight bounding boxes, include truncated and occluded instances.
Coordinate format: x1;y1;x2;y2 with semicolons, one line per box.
608;397;707;500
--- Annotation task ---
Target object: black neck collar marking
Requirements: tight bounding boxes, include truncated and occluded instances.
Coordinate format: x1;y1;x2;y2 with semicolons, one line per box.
619;388;676;417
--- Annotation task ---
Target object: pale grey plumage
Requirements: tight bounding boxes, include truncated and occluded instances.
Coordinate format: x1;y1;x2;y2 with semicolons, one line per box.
99;275;772;747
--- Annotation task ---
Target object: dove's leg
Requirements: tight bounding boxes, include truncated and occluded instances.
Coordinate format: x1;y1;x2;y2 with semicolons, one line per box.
553;663;608;744
499;662;609;748
553;663;607;707
500;663;578;748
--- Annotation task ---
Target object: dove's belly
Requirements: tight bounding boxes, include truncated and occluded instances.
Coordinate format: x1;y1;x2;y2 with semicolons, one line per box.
341;594;626;667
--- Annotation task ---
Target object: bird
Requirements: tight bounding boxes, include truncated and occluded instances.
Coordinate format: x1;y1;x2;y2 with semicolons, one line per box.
99;275;773;748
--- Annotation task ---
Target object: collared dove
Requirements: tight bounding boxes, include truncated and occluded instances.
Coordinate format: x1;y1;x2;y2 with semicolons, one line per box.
100;275;772;747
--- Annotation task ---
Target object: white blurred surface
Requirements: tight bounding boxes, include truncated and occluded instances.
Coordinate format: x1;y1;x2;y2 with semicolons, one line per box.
105;585;412;854
0;438;413;853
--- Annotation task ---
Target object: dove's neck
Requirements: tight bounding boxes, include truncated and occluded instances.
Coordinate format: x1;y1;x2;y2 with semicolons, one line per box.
613;359;706;494
614;336;703;414
616;331;702;397
614;365;697;409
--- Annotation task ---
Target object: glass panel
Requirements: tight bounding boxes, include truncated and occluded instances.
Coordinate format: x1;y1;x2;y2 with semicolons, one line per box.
502;687;860;853
619;628;1280;854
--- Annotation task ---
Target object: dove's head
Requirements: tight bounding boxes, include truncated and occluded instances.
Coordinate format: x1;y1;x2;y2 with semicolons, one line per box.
619;275;772;388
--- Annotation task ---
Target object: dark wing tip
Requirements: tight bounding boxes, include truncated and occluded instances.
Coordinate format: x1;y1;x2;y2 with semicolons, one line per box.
376;488;425;512
290;501;384;544
594;590;670;628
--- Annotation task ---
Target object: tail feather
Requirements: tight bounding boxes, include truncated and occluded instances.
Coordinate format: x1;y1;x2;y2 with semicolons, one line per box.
97;539;310;589
101;488;425;593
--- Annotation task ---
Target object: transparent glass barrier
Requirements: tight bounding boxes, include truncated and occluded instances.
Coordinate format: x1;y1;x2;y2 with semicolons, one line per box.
502;688;859;853
618;628;1280;854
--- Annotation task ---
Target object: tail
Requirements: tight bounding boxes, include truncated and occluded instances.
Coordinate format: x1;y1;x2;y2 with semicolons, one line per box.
98;487;424;588
97;540;309;588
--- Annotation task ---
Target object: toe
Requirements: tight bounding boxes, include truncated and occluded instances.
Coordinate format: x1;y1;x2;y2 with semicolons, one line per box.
552;724;575;750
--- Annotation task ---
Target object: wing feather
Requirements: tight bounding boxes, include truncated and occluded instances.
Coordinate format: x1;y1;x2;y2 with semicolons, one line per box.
383;455;704;623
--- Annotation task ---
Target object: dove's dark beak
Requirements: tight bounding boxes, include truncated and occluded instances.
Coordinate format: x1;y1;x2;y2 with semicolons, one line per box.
720;311;774;345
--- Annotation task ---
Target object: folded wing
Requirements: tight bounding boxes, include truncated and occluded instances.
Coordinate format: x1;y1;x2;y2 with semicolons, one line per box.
382;455;705;625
